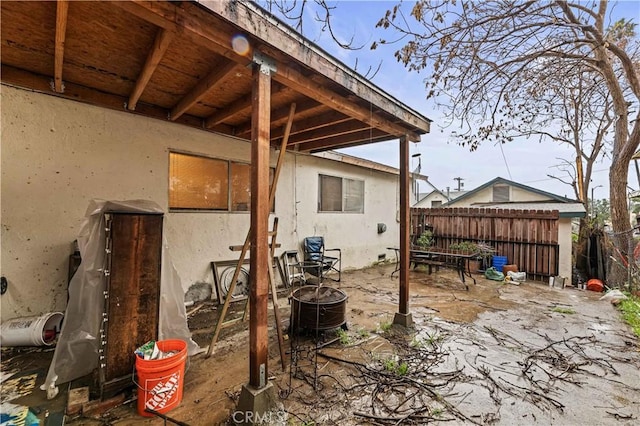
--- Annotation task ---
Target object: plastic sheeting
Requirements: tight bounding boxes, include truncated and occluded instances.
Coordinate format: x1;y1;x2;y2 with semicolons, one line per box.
42;200;199;399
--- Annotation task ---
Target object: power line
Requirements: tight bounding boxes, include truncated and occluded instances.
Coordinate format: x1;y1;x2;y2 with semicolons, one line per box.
523;168;610;184
498;142;513;180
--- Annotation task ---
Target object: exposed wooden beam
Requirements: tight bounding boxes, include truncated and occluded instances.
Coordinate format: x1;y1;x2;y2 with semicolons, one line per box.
271;67;420;142
1;64;234;137
113;0;252;65
128;28;174;111
269;110;352;140
206;91;252;128
234;98;324;138
249;63;271;389
114;1;422;142
54;0;69;93
171;59;237;121
307;136;391;153
200;0;432;134
286;120;371;145
296;128;388;152
205;85;288;129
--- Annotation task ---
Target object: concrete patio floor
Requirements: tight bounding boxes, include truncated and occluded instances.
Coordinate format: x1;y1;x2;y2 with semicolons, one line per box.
3;263;639;425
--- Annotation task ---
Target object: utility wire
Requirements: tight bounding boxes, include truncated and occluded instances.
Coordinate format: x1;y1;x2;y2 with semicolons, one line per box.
499;142;513;180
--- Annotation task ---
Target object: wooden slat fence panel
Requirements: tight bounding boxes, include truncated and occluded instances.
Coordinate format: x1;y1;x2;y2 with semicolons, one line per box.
411;207;560;280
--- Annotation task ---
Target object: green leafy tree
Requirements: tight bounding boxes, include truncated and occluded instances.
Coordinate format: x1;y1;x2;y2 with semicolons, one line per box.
592;198;611;226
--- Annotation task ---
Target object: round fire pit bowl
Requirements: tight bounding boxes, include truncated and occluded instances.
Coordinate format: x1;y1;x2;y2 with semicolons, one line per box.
291;286;348;332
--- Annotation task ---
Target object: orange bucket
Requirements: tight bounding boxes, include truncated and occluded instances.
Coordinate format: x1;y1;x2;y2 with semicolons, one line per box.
135;339;187;417
586;279;604;292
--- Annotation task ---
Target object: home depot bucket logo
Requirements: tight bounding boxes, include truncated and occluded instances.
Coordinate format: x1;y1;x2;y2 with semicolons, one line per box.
144;371;181;411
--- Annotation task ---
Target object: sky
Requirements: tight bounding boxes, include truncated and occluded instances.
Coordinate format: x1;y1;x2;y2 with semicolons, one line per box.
264;0;640;200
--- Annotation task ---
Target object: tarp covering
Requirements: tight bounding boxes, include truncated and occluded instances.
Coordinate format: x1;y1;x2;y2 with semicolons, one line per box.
42;200;199;398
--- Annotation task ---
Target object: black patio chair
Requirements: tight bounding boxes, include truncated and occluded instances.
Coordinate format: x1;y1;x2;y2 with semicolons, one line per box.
302;236;341;282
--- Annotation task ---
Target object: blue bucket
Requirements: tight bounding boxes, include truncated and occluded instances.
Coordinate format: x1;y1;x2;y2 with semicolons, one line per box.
492;256;508;272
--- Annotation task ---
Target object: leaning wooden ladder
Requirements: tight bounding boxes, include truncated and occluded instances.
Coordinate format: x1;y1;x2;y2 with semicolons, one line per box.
205;104;296;370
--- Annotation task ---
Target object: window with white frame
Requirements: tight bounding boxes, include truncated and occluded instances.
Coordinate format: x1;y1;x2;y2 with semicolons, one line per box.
169;151;273;212
492;185;510;202
318;174;364;213
431;200;442;207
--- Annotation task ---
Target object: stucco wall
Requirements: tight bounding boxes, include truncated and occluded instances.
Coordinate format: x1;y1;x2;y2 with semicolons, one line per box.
557;218;573;281
1;86;400;320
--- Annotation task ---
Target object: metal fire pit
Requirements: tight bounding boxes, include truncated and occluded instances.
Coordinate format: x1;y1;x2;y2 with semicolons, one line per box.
291;286;347;332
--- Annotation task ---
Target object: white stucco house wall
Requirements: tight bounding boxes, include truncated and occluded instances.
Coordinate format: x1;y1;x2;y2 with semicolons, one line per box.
1;86;412;321
442;177;586;280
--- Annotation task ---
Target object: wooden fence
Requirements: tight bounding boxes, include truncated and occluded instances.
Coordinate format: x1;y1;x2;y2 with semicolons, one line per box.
411;207;560;280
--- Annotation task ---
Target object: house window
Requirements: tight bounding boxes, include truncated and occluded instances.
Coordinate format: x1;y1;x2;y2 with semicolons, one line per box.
169;152;274;212
493;185;510;202
318;174;364;213
431;200;442;207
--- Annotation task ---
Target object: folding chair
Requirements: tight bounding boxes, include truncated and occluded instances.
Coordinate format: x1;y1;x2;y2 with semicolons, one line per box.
280;250;306;287
302;236;341;282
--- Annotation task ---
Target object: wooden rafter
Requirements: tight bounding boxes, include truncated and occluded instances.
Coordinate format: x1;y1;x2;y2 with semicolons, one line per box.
234;99;324;138
205;91;252;128
1;64;234;136
205;85;289;129
306;136;392;153
269;110;352;140
296;128;387;152
113;1;421;142
286;120;371;145
53;0;68;93
128;28;174;111
202;0;431;133
171;59;238;121
272;67;419;141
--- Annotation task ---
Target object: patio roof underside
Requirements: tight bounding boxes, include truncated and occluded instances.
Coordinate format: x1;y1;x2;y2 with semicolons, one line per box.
1;1;431;153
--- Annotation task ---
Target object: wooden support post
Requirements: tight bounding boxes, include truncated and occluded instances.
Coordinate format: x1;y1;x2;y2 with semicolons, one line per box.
249;63;271;389
205;103;296;358
394;135;413;327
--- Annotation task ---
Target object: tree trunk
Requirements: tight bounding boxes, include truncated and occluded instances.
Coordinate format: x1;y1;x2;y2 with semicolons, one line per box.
608;159;633;287
575;217;590;272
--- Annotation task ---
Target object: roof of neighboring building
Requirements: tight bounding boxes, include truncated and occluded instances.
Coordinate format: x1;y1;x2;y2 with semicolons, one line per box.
444;190;468;200
471;201;586;218
443;177;579;206
416;189;467;204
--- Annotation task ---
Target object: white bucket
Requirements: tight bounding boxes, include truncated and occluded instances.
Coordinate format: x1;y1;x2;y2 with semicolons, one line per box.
0;312;64;346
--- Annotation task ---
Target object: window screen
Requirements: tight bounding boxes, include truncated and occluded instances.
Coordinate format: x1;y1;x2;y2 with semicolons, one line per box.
344;178;364;212
319;174;364;213
319;175;342;211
